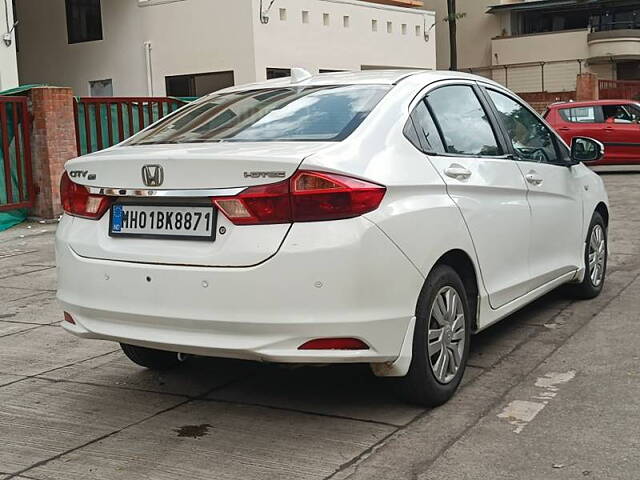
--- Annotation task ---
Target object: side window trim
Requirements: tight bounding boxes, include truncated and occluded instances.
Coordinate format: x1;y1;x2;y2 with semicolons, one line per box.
480;85;569;167
422;83;506;158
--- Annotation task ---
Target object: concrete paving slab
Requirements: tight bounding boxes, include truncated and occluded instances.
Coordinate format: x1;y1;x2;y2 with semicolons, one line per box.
0;378;185;474
207;364;425;426
0;287;42;304
418;275;640;480
2;293;62;325
39;352;256;397
0;373;25;387
0;321;40;338
0;326;118;377
26;400;394;480
0;267;57;292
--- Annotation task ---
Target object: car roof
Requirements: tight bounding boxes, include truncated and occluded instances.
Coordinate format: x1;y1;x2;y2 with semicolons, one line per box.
215;69;503;94
549;99;640;109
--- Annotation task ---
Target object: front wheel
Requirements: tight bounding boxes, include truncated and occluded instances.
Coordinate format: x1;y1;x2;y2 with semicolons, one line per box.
567;212;607;299
396;265;471;407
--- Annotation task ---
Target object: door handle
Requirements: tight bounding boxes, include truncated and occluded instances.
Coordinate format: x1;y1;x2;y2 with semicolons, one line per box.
444;164;472;180
558;127;571;132
525;172;543;186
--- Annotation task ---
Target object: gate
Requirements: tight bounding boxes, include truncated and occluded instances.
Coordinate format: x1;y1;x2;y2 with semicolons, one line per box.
74;97;188;156
599;80;640;100
0;96;34;212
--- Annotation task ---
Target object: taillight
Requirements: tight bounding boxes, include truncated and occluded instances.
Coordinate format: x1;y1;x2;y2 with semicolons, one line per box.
213;171;385;225
60;171;113;220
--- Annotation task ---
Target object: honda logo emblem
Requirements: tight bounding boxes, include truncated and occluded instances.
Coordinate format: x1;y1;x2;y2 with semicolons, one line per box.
141;165;164;187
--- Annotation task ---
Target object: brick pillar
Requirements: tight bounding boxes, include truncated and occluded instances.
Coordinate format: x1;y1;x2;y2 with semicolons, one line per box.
28;87;78;219
576;73;599;102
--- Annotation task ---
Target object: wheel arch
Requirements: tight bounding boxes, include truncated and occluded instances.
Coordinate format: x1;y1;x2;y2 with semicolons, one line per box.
595;202;609;228
432;249;480;331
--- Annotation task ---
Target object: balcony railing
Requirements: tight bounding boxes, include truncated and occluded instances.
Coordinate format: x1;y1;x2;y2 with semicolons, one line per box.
590;21;640;33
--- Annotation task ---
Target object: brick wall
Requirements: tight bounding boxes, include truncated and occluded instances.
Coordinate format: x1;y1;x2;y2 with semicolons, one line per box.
28;87;77;219
519;91;576;114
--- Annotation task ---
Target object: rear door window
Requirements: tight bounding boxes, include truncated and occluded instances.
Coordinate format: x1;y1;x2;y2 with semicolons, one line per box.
426;85;501;156
559;106;601;123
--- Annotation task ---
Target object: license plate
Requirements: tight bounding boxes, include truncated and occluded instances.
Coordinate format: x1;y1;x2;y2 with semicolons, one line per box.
109;204;217;241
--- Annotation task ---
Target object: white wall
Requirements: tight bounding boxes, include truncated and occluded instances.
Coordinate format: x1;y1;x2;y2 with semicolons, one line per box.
17;0;148;95
252;0;436;80
16;0;434;96
0;0;19;90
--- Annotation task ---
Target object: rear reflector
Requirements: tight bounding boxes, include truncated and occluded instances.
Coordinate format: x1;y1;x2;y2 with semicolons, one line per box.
213;170;385;225
63;312;76;324
298;338;370;350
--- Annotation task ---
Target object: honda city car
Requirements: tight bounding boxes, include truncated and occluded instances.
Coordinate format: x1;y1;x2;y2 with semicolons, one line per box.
57;70;609;406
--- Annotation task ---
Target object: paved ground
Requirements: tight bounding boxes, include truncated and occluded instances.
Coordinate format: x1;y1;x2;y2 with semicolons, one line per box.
0;173;638;480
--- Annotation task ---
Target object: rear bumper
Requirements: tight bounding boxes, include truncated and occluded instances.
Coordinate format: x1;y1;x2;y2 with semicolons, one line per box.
56;216;424;363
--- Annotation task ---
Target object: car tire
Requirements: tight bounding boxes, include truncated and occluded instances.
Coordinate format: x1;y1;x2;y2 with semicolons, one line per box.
120;343;184;370
566;212;607;300
396;264;471;407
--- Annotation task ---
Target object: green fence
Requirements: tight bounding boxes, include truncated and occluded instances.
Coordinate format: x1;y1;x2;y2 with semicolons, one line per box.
74;97;191;156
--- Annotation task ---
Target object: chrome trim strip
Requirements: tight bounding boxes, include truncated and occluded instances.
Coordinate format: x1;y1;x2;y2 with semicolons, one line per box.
87;187;246;197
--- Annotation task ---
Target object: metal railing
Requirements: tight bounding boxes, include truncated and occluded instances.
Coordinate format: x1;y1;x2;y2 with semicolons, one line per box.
462;59;587;94
74;97;188;156
599;79;640;100
0;97;34;212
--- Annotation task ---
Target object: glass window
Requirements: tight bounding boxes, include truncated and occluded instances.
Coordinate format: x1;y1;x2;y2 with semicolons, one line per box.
410;101;445;154
602;104;640;124
128;85;391;145
427;85;500;156
559;106;598;123
65;0;103;44
488;90;560;165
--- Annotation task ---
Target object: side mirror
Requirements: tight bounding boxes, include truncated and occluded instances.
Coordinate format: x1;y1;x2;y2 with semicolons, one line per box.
571;137;604;164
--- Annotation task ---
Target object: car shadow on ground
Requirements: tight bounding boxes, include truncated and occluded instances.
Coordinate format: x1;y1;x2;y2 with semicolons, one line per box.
98;287;573;426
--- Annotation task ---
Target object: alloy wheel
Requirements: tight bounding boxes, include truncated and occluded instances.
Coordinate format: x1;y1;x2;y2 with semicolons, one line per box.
588;224;606;287
427;286;466;384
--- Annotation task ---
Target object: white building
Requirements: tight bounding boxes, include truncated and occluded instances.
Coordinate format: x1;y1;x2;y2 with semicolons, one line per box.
15;0;436;97
0;0;19;91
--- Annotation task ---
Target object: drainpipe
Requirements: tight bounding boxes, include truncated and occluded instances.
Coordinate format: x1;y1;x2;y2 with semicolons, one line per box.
144;41;154;96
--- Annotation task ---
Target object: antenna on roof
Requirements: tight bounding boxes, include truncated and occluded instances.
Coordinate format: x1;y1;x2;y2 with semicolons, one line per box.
291;68;312;84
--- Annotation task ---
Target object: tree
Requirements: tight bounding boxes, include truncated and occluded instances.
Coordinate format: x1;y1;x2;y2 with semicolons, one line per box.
444;0;466;71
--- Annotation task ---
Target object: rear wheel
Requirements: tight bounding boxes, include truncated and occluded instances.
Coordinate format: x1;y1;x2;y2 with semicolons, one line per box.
396;265;471;407
120;343;184;370
567;212;607;299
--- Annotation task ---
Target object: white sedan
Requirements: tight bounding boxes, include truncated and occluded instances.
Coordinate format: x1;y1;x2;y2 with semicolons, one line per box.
56;70;608;406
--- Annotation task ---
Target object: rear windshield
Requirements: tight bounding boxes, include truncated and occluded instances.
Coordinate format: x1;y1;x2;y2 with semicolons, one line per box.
128;85;391;145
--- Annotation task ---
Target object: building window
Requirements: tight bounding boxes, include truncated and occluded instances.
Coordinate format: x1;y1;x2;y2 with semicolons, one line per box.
65;0;103;44
279;8;287;21
387;21;393;33
89;79;113;97
266;68;292;80
372;19;378;31
165;71;235;97
302;10;309;24
415;25;421;36
402;23;407;35
343;15;350;28
323;13;330;26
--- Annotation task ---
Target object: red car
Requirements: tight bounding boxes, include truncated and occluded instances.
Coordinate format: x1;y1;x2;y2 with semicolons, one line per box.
545;100;640;166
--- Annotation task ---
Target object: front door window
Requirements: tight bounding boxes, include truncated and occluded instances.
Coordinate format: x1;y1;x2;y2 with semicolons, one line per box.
487;90;562;165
